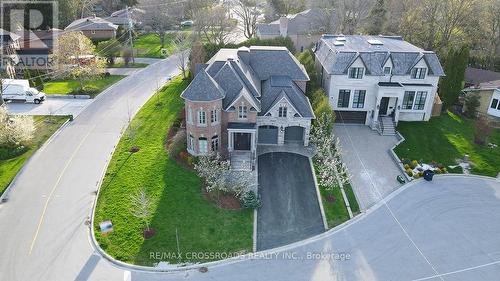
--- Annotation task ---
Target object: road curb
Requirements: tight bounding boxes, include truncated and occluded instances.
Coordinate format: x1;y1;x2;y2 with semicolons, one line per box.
0;118;71;203
47;94;90;99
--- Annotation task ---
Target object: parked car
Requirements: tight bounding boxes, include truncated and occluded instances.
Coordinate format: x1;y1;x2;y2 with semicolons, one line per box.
180;20;193;27
2;79;46;104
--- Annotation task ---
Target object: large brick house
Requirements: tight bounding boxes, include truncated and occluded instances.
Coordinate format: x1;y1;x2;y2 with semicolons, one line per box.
181;46;314;164
65;16;118;41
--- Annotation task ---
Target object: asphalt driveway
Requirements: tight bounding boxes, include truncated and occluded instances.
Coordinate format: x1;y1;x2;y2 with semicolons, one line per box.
257;152;325;251
334;125;402;210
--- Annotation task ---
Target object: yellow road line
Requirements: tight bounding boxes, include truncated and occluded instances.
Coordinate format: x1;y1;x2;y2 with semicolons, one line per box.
29;125;95;255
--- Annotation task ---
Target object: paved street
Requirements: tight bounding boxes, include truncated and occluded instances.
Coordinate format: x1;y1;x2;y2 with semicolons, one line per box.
133;176;500;281
0;56;181;281
334;124;402;210
6;97;93;117
257;152;325;250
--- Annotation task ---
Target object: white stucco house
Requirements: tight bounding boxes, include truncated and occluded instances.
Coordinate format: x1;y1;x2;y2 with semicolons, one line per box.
314;35;445;134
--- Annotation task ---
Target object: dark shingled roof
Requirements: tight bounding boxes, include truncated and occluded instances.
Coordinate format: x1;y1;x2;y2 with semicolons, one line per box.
315;35;445;76
260;76;314;118
465;67;500;86
180;68;225;101
183;46;312;119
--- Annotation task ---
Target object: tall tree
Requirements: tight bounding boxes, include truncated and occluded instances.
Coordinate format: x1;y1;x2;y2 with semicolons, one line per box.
233;0;260;39
189;40;206;79
439;45;469;108
364;0;387;35
268;0;305;17
194;5;236;45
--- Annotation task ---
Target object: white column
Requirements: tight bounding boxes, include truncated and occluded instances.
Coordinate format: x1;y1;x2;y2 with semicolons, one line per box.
228;131;233;152
251;132;255;152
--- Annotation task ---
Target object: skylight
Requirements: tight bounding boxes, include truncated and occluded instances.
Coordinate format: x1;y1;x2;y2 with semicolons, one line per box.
367;39;383;45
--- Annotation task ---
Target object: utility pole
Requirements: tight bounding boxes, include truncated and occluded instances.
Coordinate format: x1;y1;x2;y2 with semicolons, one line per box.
126;6;135;64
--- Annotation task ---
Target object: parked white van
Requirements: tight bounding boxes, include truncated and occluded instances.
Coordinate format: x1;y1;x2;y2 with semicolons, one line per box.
1;79;46;104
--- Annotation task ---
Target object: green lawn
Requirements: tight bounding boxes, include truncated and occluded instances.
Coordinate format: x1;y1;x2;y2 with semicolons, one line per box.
134;33;175;58
43;75;125;96
93;77;253;266
0;116;68;195
395;111;500;177
319;185;350;228
107;62;148;68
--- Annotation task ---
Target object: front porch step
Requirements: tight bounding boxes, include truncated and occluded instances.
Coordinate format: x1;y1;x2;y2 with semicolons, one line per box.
379;117;396;136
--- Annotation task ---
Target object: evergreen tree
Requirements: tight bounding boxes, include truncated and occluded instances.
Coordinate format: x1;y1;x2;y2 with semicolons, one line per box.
365;0;387;35
439;46;470;108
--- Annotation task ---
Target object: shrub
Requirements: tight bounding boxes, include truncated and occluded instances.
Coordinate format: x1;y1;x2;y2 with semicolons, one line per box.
240;190;261;209
414;173;420;179
410;160;419;169
82;85;100;96
406;168;413;177
464;93;481;118
474;117;492;145
401;158;411;166
403;164;410;170
441;167;447;173
434;168;442;174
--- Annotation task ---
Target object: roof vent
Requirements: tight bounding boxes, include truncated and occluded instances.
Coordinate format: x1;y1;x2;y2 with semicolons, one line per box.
367;39;383;45
336;36;346;41
333;41;344;46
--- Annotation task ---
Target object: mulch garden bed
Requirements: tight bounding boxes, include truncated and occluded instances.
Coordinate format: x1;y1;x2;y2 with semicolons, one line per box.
202;188;242;210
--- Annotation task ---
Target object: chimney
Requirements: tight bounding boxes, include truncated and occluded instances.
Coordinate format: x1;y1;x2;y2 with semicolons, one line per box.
279;17;288;37
237;46;250;65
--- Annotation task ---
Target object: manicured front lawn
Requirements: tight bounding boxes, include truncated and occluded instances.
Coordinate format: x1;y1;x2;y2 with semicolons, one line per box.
134;33;175;58
0;116;68;195
93;77;253;266
319;185;350;228
107;62;148;68
395;111;500;177
43;75;125;96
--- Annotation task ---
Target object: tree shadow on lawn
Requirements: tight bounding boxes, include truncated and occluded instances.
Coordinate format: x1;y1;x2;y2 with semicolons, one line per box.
133;157;253;266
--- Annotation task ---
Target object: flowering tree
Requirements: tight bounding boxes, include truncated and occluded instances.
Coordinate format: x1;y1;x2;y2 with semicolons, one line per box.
0;106;35;148
311;112;350;190
194;153;231;193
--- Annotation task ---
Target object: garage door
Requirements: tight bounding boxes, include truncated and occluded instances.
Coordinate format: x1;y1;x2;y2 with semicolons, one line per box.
334;111;367;124
284;126;304;144
258;125;278;144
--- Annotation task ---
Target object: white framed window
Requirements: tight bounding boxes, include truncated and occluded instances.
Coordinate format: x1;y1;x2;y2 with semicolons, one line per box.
411;68;427;79
384;67;391;75
338;89;350;108
278;105;287;117
413;91;427;110
402;91;415;109
348;67;364;79
352;90;366;108
199;137;208;154
238;105;247;119
188;134;194;150
211;135;219;151
210;109;218;124
490;98;499;110
198;110;206;125
187;107;193;124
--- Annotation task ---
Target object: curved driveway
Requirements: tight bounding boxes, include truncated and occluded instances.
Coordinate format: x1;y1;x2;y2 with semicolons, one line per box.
0;56;181;281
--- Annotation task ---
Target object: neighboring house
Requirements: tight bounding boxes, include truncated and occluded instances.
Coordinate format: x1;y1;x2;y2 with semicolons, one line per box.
463;80;500;122
464;67;500;88
314;35;444;134
65;16;118;41
0;28;20;78
106;7;145;26
181;46;314;168
256;8;335;52
15;30;56;70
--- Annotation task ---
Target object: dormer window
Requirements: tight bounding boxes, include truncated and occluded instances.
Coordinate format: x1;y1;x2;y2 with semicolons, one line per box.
411;68;427;79
348;67;364;79
238;105;247;119
278;105;287;117
384;67;391;75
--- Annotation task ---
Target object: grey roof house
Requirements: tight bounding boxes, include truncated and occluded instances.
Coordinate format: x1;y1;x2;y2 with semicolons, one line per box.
181;46;314;169
315;35;444;134
65;16;118;41
256;8;336;52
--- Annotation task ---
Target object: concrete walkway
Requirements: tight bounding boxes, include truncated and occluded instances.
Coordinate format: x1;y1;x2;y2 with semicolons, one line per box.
6;98;92;117
333;125;402;211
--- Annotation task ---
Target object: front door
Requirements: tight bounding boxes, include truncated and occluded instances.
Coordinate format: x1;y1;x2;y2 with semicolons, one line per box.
379;97;389;115
234;132;251;151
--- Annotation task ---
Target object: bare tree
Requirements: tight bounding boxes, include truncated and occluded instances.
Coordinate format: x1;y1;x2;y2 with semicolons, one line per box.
195;5;236;45
129;188;153;232
233;0;260;39
336;0;373;34
149;7;176;49
169;33;192;79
